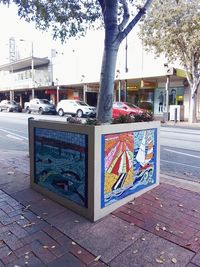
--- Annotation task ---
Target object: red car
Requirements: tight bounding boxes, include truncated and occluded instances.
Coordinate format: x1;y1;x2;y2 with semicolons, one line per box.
112;102;146;118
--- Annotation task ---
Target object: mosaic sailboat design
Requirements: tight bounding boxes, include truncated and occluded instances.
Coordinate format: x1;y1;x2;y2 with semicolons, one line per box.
134;131;154;184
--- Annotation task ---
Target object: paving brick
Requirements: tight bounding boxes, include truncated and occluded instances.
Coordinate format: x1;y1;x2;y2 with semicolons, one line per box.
0;231;24;250
7;251;45;267
47;252;86;267
70;244;95;265
15;240;57;264
8;222;29;238
191;251;200;266
43;225;63;239
22;230;59;247
109;231;194;267
0;245;12;259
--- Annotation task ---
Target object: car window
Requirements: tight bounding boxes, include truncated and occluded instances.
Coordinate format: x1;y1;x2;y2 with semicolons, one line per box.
41;99;50;104
76;101;88;106
125;102;139;109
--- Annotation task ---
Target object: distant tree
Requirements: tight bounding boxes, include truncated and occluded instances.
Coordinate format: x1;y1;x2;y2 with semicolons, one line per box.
0;0;153;123
140;0;200;123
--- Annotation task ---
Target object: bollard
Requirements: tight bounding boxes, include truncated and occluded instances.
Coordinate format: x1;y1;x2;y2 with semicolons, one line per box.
174;108;178;123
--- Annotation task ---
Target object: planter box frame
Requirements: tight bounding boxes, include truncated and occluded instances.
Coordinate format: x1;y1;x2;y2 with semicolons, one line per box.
29;119;160;221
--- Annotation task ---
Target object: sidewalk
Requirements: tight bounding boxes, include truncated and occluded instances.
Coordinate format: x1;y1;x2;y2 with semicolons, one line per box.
0;150;200;266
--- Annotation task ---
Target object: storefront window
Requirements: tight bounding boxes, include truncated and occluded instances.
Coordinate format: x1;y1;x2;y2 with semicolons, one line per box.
154;87;184;115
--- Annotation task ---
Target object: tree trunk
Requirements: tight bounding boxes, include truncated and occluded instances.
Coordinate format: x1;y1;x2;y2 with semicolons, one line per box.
96;43;119;123
188;88;197;123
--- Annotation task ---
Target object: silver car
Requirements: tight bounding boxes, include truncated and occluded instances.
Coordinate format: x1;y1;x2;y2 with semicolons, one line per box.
0;100;22;112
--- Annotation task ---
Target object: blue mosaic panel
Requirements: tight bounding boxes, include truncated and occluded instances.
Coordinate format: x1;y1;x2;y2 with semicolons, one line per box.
34;128;88;207
101;128;157;208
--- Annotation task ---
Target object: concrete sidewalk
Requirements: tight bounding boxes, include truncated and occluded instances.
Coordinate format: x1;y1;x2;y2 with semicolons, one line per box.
0;150;200;266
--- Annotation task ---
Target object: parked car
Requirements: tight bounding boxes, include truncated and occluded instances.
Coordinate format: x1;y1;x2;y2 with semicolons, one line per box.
24;98;56;114
0;100;22;112
56;99;96;118
112;102;146;118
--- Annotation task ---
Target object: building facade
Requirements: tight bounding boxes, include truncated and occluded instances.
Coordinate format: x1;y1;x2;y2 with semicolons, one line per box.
0;55;199;121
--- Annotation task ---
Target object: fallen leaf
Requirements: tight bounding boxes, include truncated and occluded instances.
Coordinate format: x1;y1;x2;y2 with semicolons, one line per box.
74;220;79;223
162;226;166;231
171;257;177;264
94;255;101;261
192;209;199;213
160;204;163;208
131;237;135;240
20;215;25;219
178;204;183;207
155;257;165;264
7;251;12;256
0;240;4;245
195;238;199;242
24;204;31;210
155;197;159;200
133;249;138;254
43;245;49;249
51;245;56;248
155;225;160;231
25;255;29;259
23;222;35;228
141;237;145;241
72;241;76;245
77;250;82;254
8;171;14;175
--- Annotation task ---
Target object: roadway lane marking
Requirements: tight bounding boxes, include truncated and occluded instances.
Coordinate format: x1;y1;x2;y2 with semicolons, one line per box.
0;129;28;140
164;148;200;159
6;134;24;141
161;159;200;169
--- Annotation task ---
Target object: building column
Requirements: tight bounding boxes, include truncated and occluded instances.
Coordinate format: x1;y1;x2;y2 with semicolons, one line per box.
9;90;14;101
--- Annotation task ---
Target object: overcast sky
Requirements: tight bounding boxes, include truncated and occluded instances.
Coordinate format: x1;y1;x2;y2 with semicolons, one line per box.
0;4;171;85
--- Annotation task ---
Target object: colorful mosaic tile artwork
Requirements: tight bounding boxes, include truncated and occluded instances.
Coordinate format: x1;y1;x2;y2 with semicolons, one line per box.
34;128;88;207
101;129;157;207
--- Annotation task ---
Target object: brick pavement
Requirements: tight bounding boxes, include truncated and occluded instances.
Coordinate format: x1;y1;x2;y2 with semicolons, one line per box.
0;150;200;266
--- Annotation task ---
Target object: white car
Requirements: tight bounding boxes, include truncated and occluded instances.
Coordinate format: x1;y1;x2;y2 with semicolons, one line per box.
56;100;96;118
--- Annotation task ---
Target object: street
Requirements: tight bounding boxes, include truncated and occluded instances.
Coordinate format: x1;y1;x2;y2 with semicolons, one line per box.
0;112;200;182
160;126;200;182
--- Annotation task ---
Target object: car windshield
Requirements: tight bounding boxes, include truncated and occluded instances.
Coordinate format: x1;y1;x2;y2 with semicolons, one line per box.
41;99;50;104
10;101;17;105
124;102;140;109
76;101;88;106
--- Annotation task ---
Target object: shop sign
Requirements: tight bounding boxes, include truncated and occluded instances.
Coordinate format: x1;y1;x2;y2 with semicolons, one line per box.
141;80;157;88
176;68;187;78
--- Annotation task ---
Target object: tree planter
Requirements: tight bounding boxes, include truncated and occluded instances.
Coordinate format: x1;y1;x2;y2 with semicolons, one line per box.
29;119;160;222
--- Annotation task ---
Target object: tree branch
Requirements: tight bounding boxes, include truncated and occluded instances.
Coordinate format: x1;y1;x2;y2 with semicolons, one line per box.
97;0;105;15
117;0;153;43
118;0;130;32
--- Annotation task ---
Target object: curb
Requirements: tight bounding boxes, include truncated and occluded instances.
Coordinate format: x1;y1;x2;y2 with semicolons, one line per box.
160;173;200;193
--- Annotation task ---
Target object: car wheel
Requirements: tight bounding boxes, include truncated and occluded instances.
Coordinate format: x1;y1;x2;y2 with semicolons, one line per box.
7;107;11;112
39;107;43;115
26;107;31;114
0;108;2;112
58;109;64;116
129;113;135;118
76;109;83;118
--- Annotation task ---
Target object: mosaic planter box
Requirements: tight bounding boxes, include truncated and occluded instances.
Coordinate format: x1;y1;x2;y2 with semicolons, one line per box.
29;119;160;221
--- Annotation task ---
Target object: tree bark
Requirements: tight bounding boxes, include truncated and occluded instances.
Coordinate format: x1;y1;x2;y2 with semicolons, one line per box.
97;43;119;123
188;89;197;123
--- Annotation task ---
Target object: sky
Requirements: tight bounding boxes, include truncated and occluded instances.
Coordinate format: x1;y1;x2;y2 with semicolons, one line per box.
0;3;172;85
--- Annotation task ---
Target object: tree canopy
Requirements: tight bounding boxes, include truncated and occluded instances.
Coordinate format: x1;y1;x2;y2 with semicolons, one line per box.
1;0;153;123
140;0;200;122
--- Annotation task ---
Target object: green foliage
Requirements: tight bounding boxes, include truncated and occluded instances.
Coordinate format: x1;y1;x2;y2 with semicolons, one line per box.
140;0;200;70
112;112;153;124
